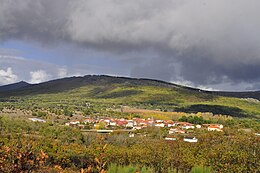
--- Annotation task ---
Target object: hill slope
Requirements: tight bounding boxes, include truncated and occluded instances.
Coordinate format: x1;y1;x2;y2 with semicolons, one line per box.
0;75;181;96
208;90;260;100
0;75;259;118
1;75;260;99
0;81;31;92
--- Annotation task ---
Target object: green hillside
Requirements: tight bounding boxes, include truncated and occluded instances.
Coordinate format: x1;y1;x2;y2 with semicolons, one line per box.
0;75;259;118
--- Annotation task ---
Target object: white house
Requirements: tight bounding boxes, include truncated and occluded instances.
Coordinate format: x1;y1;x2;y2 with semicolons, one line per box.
133;126;143;130
28;118;46;123
156;120;164;123
109;121;117;126
182;125;195;130
126;121;134;128
70;121;80;125
165;137;177;141
155;123;165;127
183;136;198;143
167;123;176;127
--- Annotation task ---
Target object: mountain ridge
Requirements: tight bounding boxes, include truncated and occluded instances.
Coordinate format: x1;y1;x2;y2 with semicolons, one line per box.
0;75;259;118
0;81;31;92
0;75;259;100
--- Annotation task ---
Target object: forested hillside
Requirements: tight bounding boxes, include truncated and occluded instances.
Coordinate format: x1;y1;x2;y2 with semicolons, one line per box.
0;75;259;118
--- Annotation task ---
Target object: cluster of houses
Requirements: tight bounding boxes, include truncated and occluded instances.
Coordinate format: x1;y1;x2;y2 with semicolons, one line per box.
28;115;259;140
65;117;224;142
28;116;225;143
65;117;223;131
165;122;223;142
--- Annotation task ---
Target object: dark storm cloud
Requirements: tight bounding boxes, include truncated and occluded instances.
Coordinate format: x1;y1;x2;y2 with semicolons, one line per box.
1;0;260;90
0;0;70;43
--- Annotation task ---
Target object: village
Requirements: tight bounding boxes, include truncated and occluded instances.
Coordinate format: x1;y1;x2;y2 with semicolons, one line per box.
63;117;224;143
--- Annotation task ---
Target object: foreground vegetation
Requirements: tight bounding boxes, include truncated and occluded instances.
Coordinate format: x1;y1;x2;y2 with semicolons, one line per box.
0;116;259;172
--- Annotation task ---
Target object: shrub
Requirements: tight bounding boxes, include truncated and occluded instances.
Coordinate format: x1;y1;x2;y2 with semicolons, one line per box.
190;166;212;173
107;164;154;173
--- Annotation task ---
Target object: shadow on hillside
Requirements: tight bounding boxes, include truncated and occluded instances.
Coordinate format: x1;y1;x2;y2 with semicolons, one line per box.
175;104;250;118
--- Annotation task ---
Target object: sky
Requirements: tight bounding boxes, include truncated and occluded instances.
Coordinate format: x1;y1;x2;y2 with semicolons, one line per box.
1;0;260;91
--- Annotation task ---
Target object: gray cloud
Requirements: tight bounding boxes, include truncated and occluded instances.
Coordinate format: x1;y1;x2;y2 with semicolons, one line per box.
0;0;260;90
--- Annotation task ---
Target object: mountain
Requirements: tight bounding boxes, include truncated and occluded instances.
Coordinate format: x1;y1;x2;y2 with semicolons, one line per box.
0;75;259;118
207;90;260;100
1;75;259;99
0;81;31;92
0;75;182;97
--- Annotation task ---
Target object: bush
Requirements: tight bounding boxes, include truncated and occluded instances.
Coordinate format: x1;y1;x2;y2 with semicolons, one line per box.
37;111;47;117
190;166;212;173
0;144;48;172
32;111;47;117
64;108;73;117
107;163;154;173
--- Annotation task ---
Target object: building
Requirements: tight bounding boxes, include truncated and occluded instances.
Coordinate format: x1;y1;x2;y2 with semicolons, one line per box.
28;118;46;123
184;136;198;143
165;136;177;141
169;128;185;134
208;125;223;132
